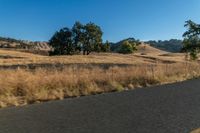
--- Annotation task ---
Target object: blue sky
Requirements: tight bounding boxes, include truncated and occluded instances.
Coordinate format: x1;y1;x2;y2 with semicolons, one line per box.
0;0;199;42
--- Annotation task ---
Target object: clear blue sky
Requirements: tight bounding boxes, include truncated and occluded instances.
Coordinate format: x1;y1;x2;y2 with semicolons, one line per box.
0;0;199;42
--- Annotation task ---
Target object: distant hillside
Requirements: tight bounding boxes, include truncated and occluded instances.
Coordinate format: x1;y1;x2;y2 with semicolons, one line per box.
110;38;167;55
0;37;50;51
146;39;183;53
136;43;167;55
0;36;183;55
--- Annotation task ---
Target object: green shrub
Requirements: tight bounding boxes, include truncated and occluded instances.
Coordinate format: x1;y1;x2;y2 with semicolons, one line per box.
118;41;137;54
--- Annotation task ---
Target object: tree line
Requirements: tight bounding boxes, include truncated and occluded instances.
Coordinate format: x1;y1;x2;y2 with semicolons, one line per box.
49;20;200;58
49;22;142;55
1;20;196;57
49;22;110;55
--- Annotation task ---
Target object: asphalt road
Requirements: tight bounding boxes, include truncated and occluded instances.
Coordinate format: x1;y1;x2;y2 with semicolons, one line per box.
0;79;200;133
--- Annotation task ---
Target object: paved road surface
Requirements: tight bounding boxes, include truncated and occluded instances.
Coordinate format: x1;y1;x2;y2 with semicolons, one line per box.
0;79;200;133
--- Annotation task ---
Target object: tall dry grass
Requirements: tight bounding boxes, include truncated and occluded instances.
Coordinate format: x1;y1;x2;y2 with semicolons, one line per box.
0;62;200;108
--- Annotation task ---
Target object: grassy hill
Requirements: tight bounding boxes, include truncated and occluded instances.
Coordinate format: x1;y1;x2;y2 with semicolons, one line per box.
0;37;50;55
0;45;185;68
0;47;199;108
0;37;199;108
110;38;140;52
146;39;183;53
135;43;167;55
111;38;183;53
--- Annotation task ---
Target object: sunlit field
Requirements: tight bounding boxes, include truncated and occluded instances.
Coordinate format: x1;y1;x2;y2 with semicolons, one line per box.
0;45;200;108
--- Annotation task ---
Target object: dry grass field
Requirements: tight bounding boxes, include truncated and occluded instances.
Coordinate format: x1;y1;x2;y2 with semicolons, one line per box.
0;44;186;67
0;45;199;108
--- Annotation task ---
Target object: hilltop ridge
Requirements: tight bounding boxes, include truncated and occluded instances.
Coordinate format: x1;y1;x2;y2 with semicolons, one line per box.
0;37;50;50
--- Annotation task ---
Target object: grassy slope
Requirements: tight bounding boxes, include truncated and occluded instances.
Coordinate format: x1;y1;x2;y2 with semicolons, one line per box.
0;45;199;108
0;45;185;66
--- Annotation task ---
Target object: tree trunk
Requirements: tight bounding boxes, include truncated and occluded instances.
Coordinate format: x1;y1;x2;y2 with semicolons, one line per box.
87;51;90;55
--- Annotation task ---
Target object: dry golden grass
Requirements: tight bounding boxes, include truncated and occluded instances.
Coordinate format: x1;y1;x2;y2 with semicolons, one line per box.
0;62;200;108
0;50;143;66
0;48;200;108
0;48;186;66
136;43;167;55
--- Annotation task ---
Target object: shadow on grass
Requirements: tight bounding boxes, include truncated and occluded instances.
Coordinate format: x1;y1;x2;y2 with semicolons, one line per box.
0;63;138;70
0;55;24;59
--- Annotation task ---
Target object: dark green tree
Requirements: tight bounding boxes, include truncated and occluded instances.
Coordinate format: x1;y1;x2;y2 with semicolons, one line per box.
83;23;103;55
183;20;200;37
72;21;84;53
49;22;104;56
182;20;200;60
49;28;74;55
101;40;111;52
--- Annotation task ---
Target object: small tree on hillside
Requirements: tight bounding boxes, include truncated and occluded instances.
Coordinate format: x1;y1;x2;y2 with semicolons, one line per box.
118;41;137;54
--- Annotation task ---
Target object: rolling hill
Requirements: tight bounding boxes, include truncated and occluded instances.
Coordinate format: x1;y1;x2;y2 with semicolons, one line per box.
146;39;183;52
0;37;50;51
136;43;168;55
0;37;194;108
110;38;168;55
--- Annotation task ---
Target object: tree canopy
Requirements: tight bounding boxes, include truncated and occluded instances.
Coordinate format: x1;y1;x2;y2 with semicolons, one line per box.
83;23;103;55
183;20;200;38
49;22;104;55
49;28;74;55
182;20;200;60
